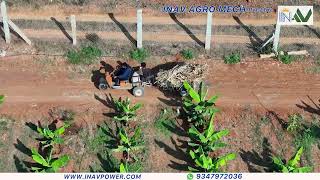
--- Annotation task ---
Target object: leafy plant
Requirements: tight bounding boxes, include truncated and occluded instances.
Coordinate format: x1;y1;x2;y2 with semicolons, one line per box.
188;147;236;172
154;108;176;137
37;122;70;148
0;95;4;105
223;52;241;64
129;48;149;63
181;49;194;60
188;113;229;155
119;162;128;173
272;147;312;172
287;114;304;134
183;81;219;128
31;148;69;172
113;127;144;160
113;98;142;124
119;161;143;173
278;53;294;64
66;45;102;65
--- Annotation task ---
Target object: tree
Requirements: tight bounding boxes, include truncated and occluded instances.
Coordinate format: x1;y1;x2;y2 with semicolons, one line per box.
188;113;229;155
183;81;219;128
113;98;142;124
31;148;69;172
272;147;313;173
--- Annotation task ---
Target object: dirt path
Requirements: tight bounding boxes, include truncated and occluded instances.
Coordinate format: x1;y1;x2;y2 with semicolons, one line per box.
0;56;319;119
7;8;320;27
18;29;320;45
9;14;320;27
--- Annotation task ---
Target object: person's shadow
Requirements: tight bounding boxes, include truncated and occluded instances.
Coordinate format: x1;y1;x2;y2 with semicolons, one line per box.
91;61;114;89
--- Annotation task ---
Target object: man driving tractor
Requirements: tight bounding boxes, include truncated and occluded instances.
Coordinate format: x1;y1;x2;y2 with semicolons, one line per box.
113;62;133;87
98;61;153;97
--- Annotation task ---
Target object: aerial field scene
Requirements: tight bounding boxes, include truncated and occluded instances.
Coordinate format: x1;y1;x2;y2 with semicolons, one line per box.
0;0;320;175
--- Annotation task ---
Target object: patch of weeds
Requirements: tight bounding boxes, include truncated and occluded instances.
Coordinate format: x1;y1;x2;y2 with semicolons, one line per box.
79;122;120;172
224;52;241;64
0;121;8;132
129;48;149;63
61;0;89;6
127;149;149;172
0;116;15;171
85;123;118;154
287;114;304;134
49;107;75;123
253;122;263;147
305;66;320;74
260;116;271;125
66;46;102;65
290;114;320;166
305;56;320;74
241;110;264;151
91;151;119;173
154;108;177;138
294;128;316;165
315;56;320;65
180;49;194;60
277;52;295;64
273;127;285;143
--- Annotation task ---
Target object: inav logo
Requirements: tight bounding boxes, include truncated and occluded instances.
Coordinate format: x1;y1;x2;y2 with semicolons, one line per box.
278;6;313;25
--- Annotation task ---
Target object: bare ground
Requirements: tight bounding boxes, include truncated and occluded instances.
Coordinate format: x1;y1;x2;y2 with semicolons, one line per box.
0;55;320;172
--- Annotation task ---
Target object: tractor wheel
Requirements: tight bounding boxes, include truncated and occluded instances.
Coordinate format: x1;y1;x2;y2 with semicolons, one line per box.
99;77;108;90
99;83;108;90
133;87;144;97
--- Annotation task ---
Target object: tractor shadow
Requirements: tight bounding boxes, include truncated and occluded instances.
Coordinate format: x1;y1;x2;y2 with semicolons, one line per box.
91;61;114;89
155;137;192;171
296;95;320;116
239;137;273;172
169;13;205;48
94;93;118;118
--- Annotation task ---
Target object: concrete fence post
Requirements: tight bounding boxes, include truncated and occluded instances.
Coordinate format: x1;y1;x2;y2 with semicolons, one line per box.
273;23;281;54
137;9;143;49
8;19;31;45
70;15;77;45
273;9;281;54
1;1;10;44
205;12;213;50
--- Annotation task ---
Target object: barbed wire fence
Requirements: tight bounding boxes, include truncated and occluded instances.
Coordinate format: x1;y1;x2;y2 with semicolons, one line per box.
0;0;319;60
